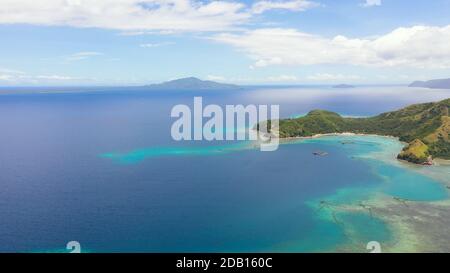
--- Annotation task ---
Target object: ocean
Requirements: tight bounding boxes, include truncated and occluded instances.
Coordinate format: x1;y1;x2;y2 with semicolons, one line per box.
0;86;449;252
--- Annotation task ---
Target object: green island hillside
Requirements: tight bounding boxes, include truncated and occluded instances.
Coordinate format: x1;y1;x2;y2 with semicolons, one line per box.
262;98;450;164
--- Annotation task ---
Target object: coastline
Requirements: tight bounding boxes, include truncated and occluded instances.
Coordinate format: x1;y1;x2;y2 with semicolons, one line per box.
434;158;450;166
279;132;401;141
105;131;450;252
278;132;449;164
279;132;450;252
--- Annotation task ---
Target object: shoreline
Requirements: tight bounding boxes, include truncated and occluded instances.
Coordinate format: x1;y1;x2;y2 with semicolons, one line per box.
277;132;449;163
280;132;450;252
279;132;401;142
434;158;450;166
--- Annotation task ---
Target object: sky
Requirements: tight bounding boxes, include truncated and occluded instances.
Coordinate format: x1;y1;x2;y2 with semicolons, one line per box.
1;0;450;86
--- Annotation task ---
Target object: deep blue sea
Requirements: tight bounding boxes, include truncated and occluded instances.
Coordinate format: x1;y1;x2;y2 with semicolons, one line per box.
0;86;449;252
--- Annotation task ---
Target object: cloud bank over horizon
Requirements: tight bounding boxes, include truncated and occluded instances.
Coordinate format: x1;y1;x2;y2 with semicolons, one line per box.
0;0;319;32
213;25;450;69
1;0;450;85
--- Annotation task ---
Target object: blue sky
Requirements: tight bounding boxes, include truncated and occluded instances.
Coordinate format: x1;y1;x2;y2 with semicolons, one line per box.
1;0;450;86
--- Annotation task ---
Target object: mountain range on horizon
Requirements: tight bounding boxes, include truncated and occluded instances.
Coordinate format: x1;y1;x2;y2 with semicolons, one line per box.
144;77;241;90
121;76;450;90
145;77;450;90
409;78;450;89
332;84;355;88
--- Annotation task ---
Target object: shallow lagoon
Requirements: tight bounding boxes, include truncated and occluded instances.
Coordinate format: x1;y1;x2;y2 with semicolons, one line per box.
101;134;448;252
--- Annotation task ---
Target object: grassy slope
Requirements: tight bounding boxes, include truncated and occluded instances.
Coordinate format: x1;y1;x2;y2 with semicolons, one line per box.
397;139;430;164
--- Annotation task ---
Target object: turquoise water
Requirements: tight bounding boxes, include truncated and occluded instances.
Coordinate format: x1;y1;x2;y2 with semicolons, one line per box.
1;87;449;252
101;135;448;252
371;159;447;201
101;141;252;164
300;136;448;202
104;135;447;202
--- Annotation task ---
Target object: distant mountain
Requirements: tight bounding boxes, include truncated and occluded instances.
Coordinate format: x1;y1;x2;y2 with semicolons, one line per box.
259;98;450;164
409;78;450;89
332;84;355;88
144;77;241;90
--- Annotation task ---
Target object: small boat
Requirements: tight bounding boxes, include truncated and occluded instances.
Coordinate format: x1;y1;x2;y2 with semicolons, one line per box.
313;151;328;156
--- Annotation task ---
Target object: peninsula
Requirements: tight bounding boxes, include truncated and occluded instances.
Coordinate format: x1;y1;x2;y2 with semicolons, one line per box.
261;98;450;164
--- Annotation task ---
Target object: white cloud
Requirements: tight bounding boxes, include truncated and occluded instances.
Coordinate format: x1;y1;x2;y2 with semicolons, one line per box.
66;51;103;61
251;0;319;14
306;73;362;81
0;67;25;82
119;30;179;36
140;42;175;48
0;0;248;32
35;75;80;80
0;0;319;32
362;0;381;7
0;74;15;81
212;25;450;69
206;75;227;81
267;75;299;81
0;70;86;84
206;74;300;83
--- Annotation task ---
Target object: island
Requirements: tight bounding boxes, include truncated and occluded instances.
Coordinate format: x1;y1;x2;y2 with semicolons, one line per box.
259;98;450;164
409;78;450;89
332;84;355;88
144;77;241;90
